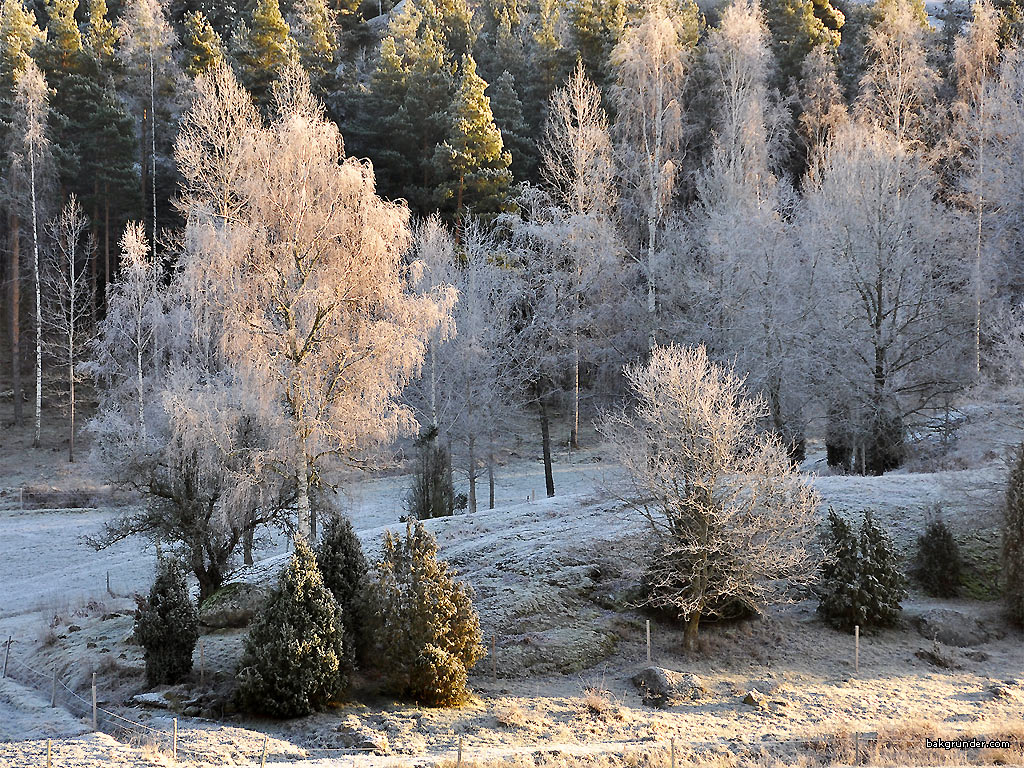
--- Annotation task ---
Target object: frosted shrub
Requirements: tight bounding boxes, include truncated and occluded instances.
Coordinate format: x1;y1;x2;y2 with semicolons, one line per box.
237;539;349;717
913;516;962;598
368;521;484;706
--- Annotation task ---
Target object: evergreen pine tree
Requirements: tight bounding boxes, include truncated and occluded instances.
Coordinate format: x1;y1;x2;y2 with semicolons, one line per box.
316;511;370;665
434;55;512;218
1004;443;1024;626
84;0;119;64
42;0;84;72
231;0;296;106
489;69;536;182
134;559;200;686
763;0;843;88
565;0;625;88
368;520;484;706
183;10;224;76
237;538;350;717
291;0;337;88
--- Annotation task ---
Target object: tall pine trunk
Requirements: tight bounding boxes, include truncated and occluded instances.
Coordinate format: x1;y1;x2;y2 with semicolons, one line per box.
30;135;41;447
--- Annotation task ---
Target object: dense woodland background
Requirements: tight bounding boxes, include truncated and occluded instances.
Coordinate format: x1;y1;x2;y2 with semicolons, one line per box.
2;0;1024;502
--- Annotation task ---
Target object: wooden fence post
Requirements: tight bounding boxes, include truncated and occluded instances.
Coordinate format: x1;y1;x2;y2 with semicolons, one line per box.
646;620;651;663
172;718;177;761
51;666;56;707
260;735;268;768
3;636;10;678
46;738;51;768
91;672;97;730
457;735;463;767
855;625;860;674
671;736;676;768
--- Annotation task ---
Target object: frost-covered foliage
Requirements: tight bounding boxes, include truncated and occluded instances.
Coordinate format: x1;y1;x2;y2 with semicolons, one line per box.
134;558;199;687
802;122;968;475
316;508;370;665
818;509;907;631
238;538;349;717
409;218;524;512
368;520;484;706
177;63;455;539
913;516;963;598
1004;443;1024;626
599;344;821;650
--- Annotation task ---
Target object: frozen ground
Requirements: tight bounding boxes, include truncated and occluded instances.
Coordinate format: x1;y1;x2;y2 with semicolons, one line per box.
1;397;1023;766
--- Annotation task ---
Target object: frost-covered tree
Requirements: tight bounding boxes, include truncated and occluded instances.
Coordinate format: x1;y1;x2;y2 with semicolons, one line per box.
599;345;821;650
178;64;454;539
238;538;350;716
410;217;523;512
10;61;50;447
802;122;969;474
684;0;809;457
611;2;699;345
42;195;93;462
135;558;199;686
368;520;484;705
1;0;44;429
953;0;1001;377
857;0;938;147
537;62;619;448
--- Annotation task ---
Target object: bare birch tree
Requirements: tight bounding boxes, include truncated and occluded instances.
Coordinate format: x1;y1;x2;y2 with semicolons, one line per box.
11;60;50;446
42;195;93;462
611;3;697;344
539;62;618;447
954;0;1000;379
599;344;821;650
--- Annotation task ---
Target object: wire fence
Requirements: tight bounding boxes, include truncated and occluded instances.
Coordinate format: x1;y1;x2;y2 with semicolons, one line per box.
0;486;128;511
3;633;1022;767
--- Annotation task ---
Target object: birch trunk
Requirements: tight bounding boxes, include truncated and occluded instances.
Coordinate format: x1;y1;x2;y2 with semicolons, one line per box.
9;213;22;427
30;135;42;447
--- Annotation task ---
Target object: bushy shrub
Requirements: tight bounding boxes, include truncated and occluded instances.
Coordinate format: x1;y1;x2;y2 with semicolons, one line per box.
913;515;962;598
368;520;484;706
865;409;905;475
818;509;907;631
406;426;455;519
317;513;370;666
135;559;199;687
237;538;349;717
1004;443;1024;626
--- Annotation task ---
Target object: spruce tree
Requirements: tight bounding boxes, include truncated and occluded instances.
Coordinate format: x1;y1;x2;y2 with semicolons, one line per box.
489;69;536;182
183;10;224;76
406;426;456;519
818;510;907;631
1004;443;1024;626
232;0;296;106
134;559;200;687
316;512;370;665
368;520;484;706
913;518;963;598
237;538;350;717
434;55;512;218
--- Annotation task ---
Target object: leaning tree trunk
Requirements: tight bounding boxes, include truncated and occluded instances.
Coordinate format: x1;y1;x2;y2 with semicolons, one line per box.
539;396;555;498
